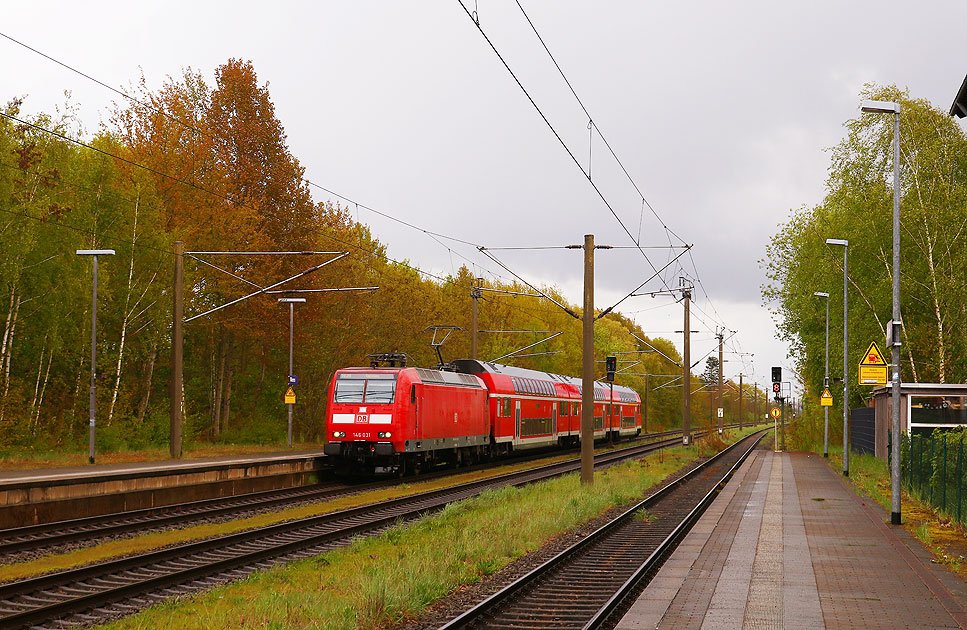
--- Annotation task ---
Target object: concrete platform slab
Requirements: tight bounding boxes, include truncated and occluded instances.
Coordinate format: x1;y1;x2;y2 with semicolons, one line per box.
616;449;967;629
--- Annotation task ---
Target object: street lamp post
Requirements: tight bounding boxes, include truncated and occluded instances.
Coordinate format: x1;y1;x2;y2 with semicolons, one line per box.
826;238;849;476
279;297;306;447
862;99;903;525
814;291;830;458
76;249;115;464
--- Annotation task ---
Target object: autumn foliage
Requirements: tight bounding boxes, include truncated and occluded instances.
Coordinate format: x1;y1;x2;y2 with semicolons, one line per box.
0;60;737;453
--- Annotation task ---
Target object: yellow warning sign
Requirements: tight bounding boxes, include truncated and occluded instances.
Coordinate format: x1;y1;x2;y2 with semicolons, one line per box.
771;407;781;419
285;386;296;404
861;341;886;366
821;388;833;407
858;341;887;385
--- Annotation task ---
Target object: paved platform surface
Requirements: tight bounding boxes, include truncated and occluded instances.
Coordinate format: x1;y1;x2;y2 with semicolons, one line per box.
0;450;326;487
618;449;967;629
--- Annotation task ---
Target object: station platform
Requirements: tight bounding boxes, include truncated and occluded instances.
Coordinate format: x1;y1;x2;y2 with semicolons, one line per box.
0;450;327;528
618;450;967;629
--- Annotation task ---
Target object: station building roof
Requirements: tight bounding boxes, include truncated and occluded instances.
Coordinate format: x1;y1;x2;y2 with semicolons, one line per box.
950;74;967;118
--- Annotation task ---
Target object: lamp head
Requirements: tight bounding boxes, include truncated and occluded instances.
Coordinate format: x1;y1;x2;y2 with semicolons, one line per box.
814;292;829;298
825;238;848;247
76;249;116;256
861;100;901;114
278;298;307;304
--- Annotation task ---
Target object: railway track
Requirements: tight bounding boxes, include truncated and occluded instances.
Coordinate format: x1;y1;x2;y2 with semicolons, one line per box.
438;430;766;630
0;430;700;629
0;430;691;562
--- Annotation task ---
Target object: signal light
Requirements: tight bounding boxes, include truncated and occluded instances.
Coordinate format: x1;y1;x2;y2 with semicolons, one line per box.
771;366;781;384
772;382;781;393
605;356;617;382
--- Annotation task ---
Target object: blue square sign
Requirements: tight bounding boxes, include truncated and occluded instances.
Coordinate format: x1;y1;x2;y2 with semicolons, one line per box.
288;375;298;386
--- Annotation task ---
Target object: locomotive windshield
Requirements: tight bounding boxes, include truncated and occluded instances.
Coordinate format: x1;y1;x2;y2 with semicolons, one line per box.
334;372;398;404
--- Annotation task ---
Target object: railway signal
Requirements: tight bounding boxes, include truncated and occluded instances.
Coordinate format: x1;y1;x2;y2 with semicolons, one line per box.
605;356;617;382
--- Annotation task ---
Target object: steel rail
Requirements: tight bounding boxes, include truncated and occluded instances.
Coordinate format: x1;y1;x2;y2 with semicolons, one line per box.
437;430;765;630
0;434;690;629
584;432;765;629
0;429;693;557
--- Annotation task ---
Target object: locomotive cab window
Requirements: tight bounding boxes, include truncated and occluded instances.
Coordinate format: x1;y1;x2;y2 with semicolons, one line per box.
334;373;398;404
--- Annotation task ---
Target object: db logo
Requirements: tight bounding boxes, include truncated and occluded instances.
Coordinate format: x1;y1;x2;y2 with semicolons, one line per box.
355;414;369;424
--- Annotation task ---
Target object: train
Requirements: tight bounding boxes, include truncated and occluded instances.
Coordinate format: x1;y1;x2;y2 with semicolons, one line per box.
323;358;642;475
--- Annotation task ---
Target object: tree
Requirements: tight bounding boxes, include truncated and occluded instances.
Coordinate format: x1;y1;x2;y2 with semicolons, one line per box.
764;84;967;416
701;356;719;387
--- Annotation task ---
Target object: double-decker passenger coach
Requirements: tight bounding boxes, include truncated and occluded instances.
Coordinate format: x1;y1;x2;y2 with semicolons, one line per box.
452;360;642;449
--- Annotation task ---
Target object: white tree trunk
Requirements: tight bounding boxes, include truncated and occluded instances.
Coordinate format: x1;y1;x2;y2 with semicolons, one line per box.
3;294;21;397
30;336;47;410
34;346;53;426
136;340;158;423
108;194;140;424
0;285;15;389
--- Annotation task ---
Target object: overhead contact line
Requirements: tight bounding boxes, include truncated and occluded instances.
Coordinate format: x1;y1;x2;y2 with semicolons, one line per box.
0;30;512;286
455;0;676;297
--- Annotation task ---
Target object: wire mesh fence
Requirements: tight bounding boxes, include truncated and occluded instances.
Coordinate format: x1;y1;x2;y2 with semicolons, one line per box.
900;430;967;524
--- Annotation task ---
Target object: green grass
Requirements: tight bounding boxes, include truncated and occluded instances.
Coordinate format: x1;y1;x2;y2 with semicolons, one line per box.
97;428;760;630
632;507;656;522
914;522;932;545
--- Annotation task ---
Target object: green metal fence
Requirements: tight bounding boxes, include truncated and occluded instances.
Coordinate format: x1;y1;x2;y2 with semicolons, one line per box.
901;431;967;523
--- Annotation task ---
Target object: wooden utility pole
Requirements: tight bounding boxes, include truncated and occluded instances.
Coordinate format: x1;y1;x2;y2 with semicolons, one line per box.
643;374;648;434
682;287;691;445
581;234;595;485
170;241;184;458
717;329;724;434
738;373;743;429
754;382;758;425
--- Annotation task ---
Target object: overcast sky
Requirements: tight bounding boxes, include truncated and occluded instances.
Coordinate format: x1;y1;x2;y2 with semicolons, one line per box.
4;1;967;393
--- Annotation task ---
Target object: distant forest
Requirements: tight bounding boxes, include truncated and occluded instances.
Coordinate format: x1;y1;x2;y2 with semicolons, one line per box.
0;59;759;452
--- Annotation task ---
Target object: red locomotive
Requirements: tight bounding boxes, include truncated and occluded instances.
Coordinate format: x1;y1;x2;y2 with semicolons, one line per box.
323;359;642;474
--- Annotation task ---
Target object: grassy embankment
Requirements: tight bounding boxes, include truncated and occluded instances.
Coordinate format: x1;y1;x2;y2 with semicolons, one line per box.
85;427;761;629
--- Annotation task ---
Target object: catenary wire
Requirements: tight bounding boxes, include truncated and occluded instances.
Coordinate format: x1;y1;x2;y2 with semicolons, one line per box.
0;30;512;286
3;26;735;343
513;0;687;247
0;111;455;284
498;6;735;335
454;0;674;295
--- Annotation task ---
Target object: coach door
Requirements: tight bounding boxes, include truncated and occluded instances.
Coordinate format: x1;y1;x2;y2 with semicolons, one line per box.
552;402;558;436
515;400;521;442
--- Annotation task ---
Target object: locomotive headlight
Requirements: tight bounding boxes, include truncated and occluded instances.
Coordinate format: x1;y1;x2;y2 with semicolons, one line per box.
332;431;346;438
378;431;392;439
